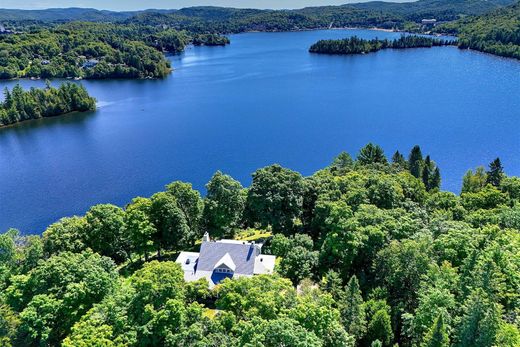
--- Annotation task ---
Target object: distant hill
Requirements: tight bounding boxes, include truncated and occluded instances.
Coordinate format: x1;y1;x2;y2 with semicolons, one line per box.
350;0;517;21
0;0;516;24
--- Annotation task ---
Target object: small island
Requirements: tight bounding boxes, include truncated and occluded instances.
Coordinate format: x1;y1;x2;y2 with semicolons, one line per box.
0;82;96;127
309;35;455;55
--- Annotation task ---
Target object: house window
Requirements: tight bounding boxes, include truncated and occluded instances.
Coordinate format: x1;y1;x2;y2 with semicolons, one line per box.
216;268;233;274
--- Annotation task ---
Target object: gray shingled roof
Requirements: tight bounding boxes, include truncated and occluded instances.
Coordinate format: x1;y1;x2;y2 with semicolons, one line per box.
197;241;258;275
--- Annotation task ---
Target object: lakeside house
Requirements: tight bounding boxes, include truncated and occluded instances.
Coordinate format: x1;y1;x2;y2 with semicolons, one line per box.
175;232;276;288
421;19;437;27
82;59;99;69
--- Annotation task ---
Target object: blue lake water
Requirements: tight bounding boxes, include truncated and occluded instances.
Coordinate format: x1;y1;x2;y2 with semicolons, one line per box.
1;29;519;234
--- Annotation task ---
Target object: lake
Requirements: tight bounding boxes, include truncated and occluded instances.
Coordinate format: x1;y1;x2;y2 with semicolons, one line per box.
1;29;519;234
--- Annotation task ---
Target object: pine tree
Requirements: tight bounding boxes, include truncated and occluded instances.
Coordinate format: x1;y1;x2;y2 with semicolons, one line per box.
358;143;388;165
341;275;367;340
408;145;423;178
392;151;407;170
431;167;441;190
486;158;503;187
422;155;432;189
422;315;449;347
331;152;354;174
457;290;501;347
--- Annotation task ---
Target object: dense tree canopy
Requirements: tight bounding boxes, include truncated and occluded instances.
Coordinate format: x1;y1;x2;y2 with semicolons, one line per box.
309;35;454;55
1;143;519;346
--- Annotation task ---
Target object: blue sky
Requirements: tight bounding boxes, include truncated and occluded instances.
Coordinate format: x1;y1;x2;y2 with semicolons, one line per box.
1;0;412;11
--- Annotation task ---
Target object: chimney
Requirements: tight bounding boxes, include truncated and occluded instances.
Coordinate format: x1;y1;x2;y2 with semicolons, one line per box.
202;232;210;243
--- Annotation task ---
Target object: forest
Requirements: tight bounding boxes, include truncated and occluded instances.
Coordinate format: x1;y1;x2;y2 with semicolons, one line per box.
0;22;229;80
1;143;519;346
309;35;454;55
441;2;520;59
0;82;96;127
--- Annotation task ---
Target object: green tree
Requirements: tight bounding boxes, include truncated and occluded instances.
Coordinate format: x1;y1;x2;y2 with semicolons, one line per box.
166;181;203;245
11;251;117;346
366;309;393;346
408;145;423;178
84;204;129;263
124;197;156;261
486;157;504;187
456;290;501;347
422;315;449;347
341;275;367;341
150;192;190;256
357;143;388;165
245;164;304;234
461;167;487;193
42;216;88;256
202;171;245;238
391;150;407;170
331;152;354;175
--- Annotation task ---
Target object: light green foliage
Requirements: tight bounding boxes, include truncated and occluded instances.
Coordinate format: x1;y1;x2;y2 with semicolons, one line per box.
461;167;487;193
366;308;393;346
42;216;88;256
422;315;449;347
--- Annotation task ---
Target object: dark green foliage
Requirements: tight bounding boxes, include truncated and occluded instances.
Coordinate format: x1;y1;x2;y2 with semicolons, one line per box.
409;145;424;178
486;157;504;187
0;82;96;126
357;143;388;165
202;171;245;238
245;164;304;233
310;35;454;55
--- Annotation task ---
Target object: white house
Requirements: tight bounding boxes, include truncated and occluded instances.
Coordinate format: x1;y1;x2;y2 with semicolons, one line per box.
175;232;276;288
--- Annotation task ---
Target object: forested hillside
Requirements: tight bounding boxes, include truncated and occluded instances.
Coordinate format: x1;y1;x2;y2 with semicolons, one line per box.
125;0;517;32
0;22;228;80
1;144;519;346
454;2;520;59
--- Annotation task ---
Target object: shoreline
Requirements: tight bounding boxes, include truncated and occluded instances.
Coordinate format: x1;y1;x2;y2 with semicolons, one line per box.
0;109;95;130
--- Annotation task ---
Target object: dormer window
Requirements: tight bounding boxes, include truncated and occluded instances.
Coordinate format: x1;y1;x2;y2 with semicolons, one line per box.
185;258;190;265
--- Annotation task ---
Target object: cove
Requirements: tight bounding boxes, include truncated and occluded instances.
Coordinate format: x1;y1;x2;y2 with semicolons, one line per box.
0;29;519;234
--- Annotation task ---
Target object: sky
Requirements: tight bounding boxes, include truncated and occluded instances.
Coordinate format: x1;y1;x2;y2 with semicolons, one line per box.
0;0;413;11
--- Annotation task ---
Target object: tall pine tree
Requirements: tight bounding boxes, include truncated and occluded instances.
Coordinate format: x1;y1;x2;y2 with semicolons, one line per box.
341;275;367;341
408;145;423;178
422;314;449;347
486;158;504;187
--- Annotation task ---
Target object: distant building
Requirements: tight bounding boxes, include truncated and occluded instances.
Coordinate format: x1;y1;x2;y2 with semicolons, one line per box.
82;59;99;69
0;24;13;35
41;60;50;65
421;19;437;27
176;232;276;288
